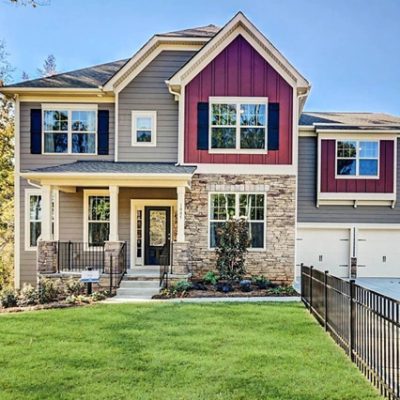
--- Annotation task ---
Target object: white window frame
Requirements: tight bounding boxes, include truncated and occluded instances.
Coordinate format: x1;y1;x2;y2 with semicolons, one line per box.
42;103;98;155
335;140;380;179
208;97;268;154
208;192;266;251
24;188;59;251
83;189;110;249
131;110;157;147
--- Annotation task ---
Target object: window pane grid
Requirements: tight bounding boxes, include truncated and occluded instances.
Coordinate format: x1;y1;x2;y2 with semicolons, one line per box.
43;109;97;154
209;193;265;249
88;196;110;246
210;100;267;150
336;140;379;177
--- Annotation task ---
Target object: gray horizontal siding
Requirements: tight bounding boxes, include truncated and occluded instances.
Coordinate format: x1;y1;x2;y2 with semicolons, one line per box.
19;184;176;287
298;136;400;223
19;102;115;171
118;50;196;162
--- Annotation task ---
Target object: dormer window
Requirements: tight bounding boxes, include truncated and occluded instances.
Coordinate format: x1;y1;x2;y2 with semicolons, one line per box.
209;97;268;153
336;140;379;178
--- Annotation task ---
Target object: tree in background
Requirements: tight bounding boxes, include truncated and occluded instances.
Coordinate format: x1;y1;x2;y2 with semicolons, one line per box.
37;54;57;77
8;0;49;7
0;41;15;289
21;71;30;81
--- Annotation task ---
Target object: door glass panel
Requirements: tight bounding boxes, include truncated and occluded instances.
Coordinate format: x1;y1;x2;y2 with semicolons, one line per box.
149;210;167;246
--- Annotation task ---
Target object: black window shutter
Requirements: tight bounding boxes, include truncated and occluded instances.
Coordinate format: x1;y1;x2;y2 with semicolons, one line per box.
30;109;42;154
268;103;280;151
97;110;109;155
197;102;209;150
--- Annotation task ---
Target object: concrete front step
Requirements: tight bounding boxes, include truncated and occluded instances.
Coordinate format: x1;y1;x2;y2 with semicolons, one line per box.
116;287;160;296
124;274;160;281
119;280;160;289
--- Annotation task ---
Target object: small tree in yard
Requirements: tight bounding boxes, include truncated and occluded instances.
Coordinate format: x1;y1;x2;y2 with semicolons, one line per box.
215;218;249;281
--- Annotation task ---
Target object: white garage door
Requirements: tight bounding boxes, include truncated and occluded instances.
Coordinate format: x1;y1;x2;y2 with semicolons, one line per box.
357;229;400;278
297;228;350;278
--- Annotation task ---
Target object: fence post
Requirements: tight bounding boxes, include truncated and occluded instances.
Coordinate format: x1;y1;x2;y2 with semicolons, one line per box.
324;270;329;331
349;279;356;361
309;266;313;313
109;255;113;294
300;263;304;296
68;240;72;270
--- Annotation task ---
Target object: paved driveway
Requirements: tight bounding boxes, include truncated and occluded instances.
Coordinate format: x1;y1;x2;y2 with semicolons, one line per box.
356;278;400;301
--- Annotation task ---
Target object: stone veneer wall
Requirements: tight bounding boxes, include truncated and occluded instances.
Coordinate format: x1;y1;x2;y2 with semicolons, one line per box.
184;174;296;284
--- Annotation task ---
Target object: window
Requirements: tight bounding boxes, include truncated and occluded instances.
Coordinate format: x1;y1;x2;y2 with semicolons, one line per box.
209;97;268;152
209;193;265;249
131;111;157;146
85;193;110;246
25;189;58;250
336;140;379;177
43;105;97;154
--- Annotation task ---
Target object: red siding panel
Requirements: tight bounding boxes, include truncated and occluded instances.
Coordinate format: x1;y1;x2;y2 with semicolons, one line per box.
320;139;394;193
184;35;293;165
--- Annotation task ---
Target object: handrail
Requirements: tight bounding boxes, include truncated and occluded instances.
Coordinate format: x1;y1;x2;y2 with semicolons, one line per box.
159;242;171;288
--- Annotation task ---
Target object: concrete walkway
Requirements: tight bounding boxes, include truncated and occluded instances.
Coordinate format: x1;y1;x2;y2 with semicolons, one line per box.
356;278;400;301
103;296;301;304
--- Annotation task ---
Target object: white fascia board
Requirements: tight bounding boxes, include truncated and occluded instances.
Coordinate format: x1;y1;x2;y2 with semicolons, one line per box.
168;12;309;89
190;163;296;175
103;36;207;93
318;192;396;201
317;130;400;136
21;172;194;180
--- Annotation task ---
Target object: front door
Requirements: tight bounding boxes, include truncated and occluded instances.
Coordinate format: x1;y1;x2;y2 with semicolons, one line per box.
144;206;171;265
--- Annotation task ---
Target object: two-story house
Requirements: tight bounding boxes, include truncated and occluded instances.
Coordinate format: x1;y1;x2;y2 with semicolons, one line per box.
2;12;400;295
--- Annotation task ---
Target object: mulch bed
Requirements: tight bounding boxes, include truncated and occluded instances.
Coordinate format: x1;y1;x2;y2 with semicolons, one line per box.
0;302;90;314
153;284;299;300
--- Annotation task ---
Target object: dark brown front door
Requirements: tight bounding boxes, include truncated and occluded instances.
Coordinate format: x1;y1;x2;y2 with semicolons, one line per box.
144;206;171;265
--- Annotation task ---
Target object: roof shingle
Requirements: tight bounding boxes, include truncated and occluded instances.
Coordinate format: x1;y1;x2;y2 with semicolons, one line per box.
158;24;220;38
23;161;197;175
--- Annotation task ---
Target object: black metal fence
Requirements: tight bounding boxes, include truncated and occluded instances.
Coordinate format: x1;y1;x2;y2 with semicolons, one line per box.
301;265;400;400
159;241;172;288
58;242;105;272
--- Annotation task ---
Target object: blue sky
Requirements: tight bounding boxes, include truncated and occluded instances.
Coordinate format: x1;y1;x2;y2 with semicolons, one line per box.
1;0;399;114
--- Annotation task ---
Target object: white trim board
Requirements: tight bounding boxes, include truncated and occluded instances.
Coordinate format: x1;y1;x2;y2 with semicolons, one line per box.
24;188;59;252
130;199;176;268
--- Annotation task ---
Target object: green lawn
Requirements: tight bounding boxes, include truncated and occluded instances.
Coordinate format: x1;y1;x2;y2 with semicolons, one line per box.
0;302;381;400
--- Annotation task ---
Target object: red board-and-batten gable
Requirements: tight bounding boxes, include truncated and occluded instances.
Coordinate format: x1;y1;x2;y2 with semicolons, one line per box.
320;139;395;193
184;35;293;165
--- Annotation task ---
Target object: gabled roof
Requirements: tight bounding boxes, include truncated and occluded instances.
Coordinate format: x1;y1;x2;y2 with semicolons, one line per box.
167;12;310;91
2;59;128;90
300;112;400;129
158;24;220;38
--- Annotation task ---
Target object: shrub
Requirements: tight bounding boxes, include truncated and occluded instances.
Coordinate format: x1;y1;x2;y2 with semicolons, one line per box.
91;291;107;302
174;280;192;293
0;288;18;308
251;275;272;290
17;284;39;306
215;219;249;281
216;282;233;293
202;271;219;285
38;278;62;304
268;286;298;296
191;282;208;291
239;279;252;292
65;278;84;296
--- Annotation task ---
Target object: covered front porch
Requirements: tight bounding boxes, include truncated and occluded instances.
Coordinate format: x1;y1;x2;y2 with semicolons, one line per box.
22;161;195;283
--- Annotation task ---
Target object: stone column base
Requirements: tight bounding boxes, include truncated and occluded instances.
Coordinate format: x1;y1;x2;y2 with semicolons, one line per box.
104;241;126;274
37;240;58;274
172;241;190;275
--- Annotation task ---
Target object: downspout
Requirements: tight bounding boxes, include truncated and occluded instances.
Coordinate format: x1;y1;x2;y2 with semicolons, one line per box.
27;179;42;189
166;80;183;166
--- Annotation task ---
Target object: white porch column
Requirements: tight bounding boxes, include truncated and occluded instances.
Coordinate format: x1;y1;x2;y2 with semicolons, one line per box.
177;186;186;242
41;185;53;241
109;185;119;241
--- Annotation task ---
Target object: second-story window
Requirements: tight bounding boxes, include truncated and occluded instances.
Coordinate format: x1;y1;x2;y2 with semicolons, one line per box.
43;106;97;154
209;97;268;152
131;111;157;146
336;140;379;177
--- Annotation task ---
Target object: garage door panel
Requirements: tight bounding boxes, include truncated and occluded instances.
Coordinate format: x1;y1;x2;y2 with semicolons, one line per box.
357;230;400;278
297;228;350;278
